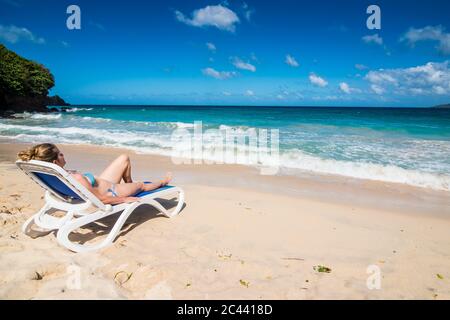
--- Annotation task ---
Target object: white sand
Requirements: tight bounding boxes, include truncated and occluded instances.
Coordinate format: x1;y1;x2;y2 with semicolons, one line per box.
0;143;449;299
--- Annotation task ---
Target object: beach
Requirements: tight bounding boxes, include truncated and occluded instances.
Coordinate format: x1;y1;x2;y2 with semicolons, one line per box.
0;142;449;299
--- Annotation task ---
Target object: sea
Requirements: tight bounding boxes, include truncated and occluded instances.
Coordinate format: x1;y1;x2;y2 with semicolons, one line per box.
1;105;449;191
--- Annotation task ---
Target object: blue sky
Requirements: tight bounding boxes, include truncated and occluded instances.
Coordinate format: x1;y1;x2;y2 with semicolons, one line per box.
1;0;450;106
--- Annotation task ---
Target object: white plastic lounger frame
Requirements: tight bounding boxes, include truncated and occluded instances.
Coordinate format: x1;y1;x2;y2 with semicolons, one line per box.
16;160;184;253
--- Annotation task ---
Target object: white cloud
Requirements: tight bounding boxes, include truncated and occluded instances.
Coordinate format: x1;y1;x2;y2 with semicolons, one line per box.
175;5;240;32
245;89;254;96
0;24;45;44
362;34;383;45
365;61;450;95
202;67;237;80
339;82;351;94
371;84;385;95
60;41;69;48
231;57;256;72
400;25;450;55
355;64;368;70
206;42;216;52
285;54;299;67
242;2;254;21
309;73;328;87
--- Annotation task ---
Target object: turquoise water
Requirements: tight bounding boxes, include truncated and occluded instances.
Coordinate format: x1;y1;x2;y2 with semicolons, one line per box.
1;106;450;190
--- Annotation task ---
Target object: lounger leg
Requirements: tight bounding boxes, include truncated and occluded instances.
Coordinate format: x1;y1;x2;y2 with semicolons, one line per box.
147;189;185;218
22;203;52;235
56;202;141;253
56;189;185;253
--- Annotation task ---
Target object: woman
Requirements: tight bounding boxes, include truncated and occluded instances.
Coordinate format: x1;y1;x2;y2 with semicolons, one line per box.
18;143;172;205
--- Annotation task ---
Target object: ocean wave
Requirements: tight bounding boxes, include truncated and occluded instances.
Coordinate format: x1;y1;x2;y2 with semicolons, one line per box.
30;113;62;120
279;149;450;191
81;116;112;122
65;107;93;112
9;112;61;120
1;122;449;191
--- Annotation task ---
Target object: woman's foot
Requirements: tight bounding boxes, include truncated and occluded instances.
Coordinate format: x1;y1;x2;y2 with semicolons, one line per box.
160;172;172;186
142;172;172;191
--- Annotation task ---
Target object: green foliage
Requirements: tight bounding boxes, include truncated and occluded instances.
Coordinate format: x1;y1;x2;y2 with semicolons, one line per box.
313;265;332;273
0;44;54;97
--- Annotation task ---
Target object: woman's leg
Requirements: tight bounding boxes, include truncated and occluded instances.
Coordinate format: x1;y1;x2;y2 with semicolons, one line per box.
114;173;171;197
113;182;144;197
98;154;133;184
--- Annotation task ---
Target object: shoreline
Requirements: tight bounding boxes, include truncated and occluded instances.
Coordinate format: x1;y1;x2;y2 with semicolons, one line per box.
0;142;449;299
1;140;449;218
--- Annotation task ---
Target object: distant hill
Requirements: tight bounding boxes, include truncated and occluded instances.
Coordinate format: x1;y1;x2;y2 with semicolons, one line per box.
0;44;69;117
432;103;450;109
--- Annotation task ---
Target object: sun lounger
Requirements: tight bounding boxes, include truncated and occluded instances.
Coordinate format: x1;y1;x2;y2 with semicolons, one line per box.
16;159;184;253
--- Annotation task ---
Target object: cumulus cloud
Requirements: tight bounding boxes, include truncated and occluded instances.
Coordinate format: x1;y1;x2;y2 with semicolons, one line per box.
339;82;352;94
206;42;216;52
0;24;45;44
202;67;237;79
245;89;254;96
231;57;256;72
365;61;450;95
400;25;450;55
362;34;383;45
175;5;240;32
309;73;328;87
370;84;385;95
285;54;299;67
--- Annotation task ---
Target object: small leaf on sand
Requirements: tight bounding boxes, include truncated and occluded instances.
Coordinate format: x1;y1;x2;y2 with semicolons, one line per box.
239;279;249;288
313;265;332;273
114;271;133;285
33;271;43;280
218;253;232;260
437;274;444;280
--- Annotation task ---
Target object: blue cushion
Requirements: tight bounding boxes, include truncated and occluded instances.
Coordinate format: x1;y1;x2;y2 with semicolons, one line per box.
134;181;174;197
32;175;171;200
33;172;82;200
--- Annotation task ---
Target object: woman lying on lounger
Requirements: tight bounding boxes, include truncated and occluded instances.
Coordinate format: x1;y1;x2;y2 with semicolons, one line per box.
17;143;172;205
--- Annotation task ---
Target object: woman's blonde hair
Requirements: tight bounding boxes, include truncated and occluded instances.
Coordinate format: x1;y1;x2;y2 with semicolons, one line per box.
17;143;59;162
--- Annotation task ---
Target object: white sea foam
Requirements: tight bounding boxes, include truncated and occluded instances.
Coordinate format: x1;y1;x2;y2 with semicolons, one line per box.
9;112;62;120
81;116;112;122
65;107;93;112
29;113;62;120
1;121;449;191
279;149;450;191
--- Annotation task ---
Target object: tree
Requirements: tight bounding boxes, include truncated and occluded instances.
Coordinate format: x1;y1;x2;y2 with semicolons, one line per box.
0;44;54;98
